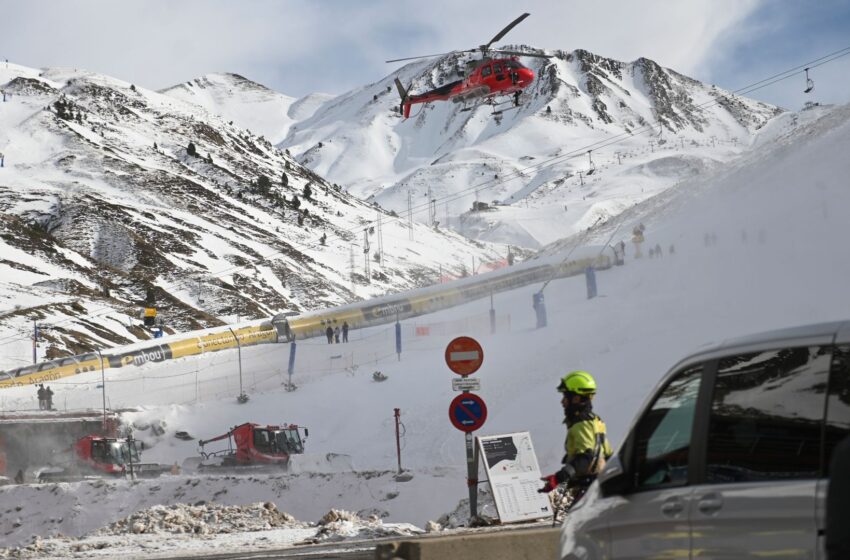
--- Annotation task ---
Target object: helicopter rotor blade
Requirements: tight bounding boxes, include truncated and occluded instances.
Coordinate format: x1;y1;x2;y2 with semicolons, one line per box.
386;51;456;63
482;13;530;52
491;49;553;59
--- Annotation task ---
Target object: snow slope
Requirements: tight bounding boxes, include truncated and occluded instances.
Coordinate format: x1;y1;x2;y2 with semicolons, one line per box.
161;73;306;144
280;48;781;247
1;102;848;555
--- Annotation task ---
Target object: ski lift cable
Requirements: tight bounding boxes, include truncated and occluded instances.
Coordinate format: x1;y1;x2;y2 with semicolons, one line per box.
0;47;848;349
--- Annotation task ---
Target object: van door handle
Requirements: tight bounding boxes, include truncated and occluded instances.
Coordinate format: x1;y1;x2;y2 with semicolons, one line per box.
697;493;723;514
660;498;683;516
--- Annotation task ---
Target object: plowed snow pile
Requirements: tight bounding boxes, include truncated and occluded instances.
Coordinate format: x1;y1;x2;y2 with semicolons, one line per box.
0;505;422;559
94;502;302;535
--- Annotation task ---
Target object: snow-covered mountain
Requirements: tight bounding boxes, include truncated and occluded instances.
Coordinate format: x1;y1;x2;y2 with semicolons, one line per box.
279;48;782;247
0;63;510;367
161;73;334;144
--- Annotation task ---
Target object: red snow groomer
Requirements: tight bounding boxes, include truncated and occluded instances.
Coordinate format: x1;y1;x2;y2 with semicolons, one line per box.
197;422;308;471
38;434;169;481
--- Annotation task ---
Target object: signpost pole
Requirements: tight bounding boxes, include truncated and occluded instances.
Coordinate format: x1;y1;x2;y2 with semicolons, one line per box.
445;336;486;524
466;430;477;519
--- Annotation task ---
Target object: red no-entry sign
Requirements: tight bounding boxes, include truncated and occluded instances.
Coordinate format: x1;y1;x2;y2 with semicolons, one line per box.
445;336;484;376
449;393;488;432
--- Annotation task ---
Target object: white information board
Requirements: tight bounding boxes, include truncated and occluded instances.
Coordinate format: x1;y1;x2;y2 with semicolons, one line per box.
477;431;552;523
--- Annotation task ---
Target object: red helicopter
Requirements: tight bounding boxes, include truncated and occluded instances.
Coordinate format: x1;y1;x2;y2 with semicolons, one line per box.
387;13;550;119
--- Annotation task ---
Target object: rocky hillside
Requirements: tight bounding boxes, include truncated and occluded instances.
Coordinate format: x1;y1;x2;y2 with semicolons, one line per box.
0;64;509;367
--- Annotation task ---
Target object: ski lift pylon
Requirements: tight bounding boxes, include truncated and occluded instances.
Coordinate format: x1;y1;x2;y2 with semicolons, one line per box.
804;68;814;94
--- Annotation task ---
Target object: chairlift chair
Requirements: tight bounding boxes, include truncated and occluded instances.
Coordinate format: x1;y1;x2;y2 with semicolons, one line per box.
804;68;814;94
585;150;596;176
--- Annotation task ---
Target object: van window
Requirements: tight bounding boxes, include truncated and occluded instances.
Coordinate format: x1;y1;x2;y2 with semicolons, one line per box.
824;345;850;474
633;365;702;489
705;347;830;483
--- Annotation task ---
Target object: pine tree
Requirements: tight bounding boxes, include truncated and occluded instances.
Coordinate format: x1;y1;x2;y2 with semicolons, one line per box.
303;183;312;200
187;142;197;157
290;195;301;209
281;172;288;187
257;175;271;194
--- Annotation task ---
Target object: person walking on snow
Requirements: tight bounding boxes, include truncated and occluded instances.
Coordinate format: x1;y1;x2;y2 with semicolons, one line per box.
325;325;333;344
539;371;613;508
342;321;349;343
37;384;45;410
333;326;341;344
45;386;54;410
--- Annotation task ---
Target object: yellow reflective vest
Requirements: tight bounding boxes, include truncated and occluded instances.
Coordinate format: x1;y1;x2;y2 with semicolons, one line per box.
565;415;614;476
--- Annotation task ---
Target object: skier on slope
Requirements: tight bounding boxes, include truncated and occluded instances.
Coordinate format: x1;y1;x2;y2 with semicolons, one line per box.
539;371;613;508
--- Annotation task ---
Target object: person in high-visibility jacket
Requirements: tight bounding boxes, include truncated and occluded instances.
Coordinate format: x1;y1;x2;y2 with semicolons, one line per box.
540;371;613;499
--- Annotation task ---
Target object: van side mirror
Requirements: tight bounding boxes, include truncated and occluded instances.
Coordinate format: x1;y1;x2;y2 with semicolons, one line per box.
598;455;631;497
304;428;309;438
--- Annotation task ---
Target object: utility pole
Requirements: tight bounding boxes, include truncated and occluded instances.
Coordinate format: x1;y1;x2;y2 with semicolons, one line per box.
32;321;38;364
197;278;204;305
649;140;655;153
394;408;403;474
615;151;622;165
228;328;247;403
363;229;371;283
376;211;384;265
578;171;584;186
96;349;107;430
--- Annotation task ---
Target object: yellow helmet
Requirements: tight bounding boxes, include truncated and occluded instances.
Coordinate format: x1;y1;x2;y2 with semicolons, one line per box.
557;370;597;396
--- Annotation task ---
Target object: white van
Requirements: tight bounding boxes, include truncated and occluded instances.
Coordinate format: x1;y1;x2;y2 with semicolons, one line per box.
560;320;850;559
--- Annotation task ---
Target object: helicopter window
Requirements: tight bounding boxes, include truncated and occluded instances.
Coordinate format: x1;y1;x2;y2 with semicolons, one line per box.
493;63;503;74
481;65;492;78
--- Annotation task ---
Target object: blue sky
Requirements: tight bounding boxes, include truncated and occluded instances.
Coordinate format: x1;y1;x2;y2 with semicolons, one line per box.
702;0;850;109
1;0;848;110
